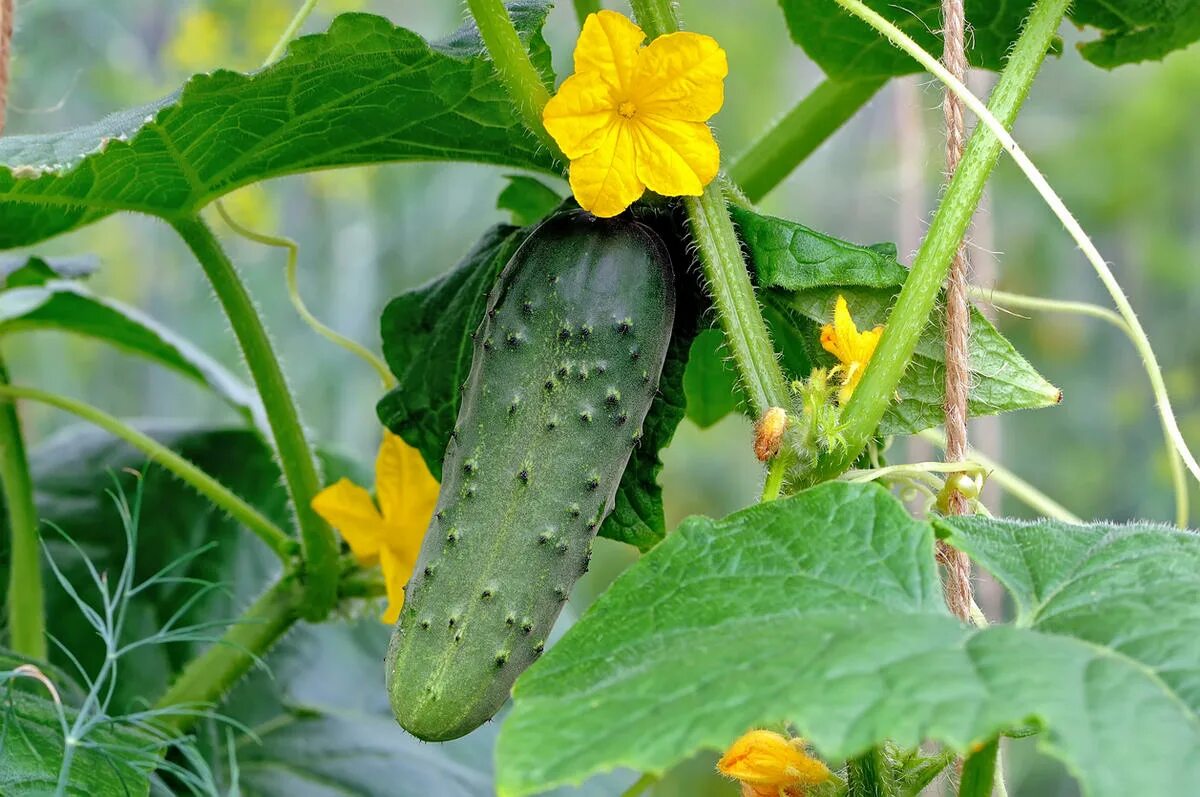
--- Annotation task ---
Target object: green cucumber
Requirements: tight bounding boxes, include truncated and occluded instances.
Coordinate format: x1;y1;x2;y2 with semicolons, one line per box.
386;211;676;741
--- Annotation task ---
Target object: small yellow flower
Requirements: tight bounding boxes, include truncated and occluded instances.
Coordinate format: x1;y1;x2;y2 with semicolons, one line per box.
542;10;727;218
311;432;439;623
820;295;884;404
718;730;831;797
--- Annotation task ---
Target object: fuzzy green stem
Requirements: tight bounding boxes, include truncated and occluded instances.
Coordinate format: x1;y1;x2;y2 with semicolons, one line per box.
761;452;789;502
628;0;676;37
729;78;886;202
572;0;601;26
0;383;297;560
959;738;999;797
153;575;301;734
171;215;336;619
0;358;45;660
263;0;319;65
465;0;563;161
847;746;898;797
801;0;1069;485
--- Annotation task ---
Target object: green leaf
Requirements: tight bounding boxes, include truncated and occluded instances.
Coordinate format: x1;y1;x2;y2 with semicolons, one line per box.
777;0;1050;80
1072;1;1200;68
377;220;701;551
497;175;565;226
0;680;157;796
0;5;559;249
0;257;263;426
734;208;1061;434
683;329;741;428
496;483;1200;797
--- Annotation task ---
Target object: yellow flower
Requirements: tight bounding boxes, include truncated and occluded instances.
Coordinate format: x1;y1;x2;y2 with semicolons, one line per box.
718;730;831;797
166;8;231;72
820;295;884;404
311;432;439;623
542;10;727;218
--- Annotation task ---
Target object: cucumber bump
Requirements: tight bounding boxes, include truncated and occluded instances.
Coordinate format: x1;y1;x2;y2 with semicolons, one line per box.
386;211;676;741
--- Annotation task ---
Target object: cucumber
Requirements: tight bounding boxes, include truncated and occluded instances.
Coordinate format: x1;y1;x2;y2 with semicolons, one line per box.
386;211;676;741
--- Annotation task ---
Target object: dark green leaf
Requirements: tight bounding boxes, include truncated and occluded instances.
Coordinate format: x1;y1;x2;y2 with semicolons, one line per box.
733;208;1061;434
0;5;559;249
497;483;1200;797
497;175;565;226
1072;1;1200;68
0;257;262;425
683;329;741;428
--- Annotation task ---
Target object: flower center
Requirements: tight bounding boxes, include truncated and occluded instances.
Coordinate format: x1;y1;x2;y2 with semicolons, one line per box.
617;101;637;119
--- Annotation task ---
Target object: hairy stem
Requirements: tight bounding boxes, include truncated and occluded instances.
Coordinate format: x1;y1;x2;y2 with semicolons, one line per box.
172;215;336;619
465;0;563;161
0;383;297;560
153;575;301;734
801;0;1069;484
729;77;886;202
263;0;319;65
959;738;999;797
847;746;898;797
0;358;45;660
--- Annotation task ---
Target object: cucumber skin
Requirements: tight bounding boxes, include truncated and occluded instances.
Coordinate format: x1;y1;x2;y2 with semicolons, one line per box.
386;212;676;741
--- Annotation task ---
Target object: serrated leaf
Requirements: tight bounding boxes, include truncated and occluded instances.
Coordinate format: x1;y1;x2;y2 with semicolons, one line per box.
497;175;565;226
733;208;1061;434
0;257;263;426
0;684;157;796
0;5;559;249
1072;1;1200;68
496;482;1200;797
376;220;698;551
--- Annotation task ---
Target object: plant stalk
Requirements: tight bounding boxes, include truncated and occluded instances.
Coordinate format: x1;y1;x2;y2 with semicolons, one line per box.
263;0;319;65
465;0;564;161
0;357;46;660
802;0;1070;484
0;383;297;560
847;746;898;797
729;77;886;203
153;575;301;734
959;738;999;797
171;215;336;619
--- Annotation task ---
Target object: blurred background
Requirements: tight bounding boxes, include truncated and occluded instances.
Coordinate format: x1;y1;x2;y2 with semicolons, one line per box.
4;1;1198;794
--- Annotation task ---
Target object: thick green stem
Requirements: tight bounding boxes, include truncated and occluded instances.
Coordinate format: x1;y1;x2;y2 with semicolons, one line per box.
572;0;601;26
847;746;898;797
0;357;45;660
171;215;336;620
803;0;1069;484
729;78;886;202
153;575;301;734
628;0;676;37
959;738;999;797
0;384;296;560
465;0;564;161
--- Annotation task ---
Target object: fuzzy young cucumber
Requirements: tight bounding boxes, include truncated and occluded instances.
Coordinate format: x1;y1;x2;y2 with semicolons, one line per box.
386;211;676;741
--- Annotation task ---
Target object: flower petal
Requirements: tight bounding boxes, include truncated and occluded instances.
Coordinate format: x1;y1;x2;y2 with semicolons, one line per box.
568;120;644;217
375;431;439;533
311;478;386;565
543;72;620;159
630;114;718;197
574;10;645;92
378;543;418;625
632;31;727;121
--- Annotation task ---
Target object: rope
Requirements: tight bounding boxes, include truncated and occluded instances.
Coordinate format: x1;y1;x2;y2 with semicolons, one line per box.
938;0;974;622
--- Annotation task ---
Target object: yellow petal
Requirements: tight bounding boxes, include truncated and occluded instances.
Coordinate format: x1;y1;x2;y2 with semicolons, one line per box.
717;730;831;789
543;72;620;159
630;114;718;197
574;10;645;92
310;478;385;566
375;431;439;528
378;543;418;625
631;31;727;121
568;120;644;217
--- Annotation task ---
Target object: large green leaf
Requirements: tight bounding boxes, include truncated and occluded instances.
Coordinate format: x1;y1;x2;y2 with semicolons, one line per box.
496;482;1200;797
734;208;1061;434
377;218;700;551
1;258;263;426
0;4;559;249
778;0;1200;77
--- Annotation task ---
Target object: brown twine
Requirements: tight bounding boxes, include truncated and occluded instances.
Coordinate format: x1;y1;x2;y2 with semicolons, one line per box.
937;0;974;622
0;0;11;136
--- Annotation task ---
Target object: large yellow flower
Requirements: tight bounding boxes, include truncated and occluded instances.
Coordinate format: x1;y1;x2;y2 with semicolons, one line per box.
542;10;727;218
820;295;884;404
311;432;439;623
718;729;831;797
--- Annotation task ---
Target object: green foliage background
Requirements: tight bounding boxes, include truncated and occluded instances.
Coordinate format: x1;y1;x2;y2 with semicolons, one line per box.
2;1;1198;794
